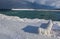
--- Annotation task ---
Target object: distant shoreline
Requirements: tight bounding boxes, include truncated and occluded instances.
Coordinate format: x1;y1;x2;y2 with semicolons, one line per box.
0;9;60;11
0;9;11;11
11;9;60;11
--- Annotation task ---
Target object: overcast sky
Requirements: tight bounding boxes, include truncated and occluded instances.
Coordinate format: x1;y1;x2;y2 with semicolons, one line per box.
27;0;60;8
0;0;60;9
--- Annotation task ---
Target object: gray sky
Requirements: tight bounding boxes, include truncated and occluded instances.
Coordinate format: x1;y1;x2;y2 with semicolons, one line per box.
0;0;60;9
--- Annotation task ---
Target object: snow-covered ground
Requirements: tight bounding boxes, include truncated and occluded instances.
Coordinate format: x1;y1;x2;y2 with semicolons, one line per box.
0;14;60;39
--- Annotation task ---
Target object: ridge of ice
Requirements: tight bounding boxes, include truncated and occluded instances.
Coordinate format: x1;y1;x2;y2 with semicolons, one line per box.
0;14;60;39
0;14;60;23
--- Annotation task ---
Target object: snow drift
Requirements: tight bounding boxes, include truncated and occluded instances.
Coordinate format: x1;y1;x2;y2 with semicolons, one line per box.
0;14;60;39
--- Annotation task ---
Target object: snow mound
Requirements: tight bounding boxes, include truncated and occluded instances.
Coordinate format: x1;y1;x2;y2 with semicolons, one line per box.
0;14;60;39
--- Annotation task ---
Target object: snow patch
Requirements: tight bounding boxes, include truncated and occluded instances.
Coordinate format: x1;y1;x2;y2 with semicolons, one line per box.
0;14;60;39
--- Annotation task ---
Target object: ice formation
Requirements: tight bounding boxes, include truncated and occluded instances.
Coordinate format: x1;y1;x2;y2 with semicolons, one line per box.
0;14;60;39
39;20;53;36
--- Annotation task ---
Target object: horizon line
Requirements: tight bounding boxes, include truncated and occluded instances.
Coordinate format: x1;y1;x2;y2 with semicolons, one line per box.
11;9;60;11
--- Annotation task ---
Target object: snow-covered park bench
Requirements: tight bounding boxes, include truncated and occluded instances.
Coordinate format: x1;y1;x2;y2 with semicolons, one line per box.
38;20;53;36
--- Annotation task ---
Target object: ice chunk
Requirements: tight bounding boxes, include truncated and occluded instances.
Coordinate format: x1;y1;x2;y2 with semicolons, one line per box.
39;20;53;36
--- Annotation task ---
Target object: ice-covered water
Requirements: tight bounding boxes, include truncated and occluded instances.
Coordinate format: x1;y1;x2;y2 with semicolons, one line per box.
0;14;60;39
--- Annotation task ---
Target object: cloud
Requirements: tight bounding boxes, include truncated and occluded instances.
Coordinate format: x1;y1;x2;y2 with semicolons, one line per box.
0;0;60;9
36;0;47;4
55;1;60;8
26;0;35;3
27;0;60;8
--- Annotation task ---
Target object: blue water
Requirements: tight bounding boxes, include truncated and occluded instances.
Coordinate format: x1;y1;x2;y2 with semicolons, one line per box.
0;10;60;21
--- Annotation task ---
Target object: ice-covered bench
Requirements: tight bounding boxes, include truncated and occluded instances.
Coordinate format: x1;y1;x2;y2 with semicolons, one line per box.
38;20;53;36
